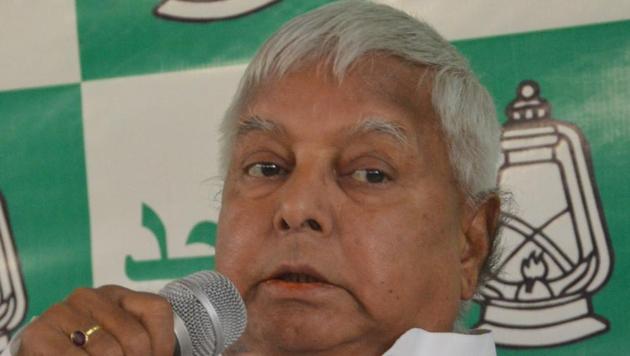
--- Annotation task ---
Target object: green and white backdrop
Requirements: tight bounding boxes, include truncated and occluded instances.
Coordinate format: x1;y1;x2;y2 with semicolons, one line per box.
1;0;629;354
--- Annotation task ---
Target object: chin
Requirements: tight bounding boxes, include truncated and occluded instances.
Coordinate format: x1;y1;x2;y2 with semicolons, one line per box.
246;304;369;354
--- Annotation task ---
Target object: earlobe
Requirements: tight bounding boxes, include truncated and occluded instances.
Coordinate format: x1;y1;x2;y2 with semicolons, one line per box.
459;195;501;300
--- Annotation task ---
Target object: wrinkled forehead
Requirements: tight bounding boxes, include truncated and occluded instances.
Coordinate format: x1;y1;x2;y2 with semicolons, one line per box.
344;54;433;110
246;54;438;127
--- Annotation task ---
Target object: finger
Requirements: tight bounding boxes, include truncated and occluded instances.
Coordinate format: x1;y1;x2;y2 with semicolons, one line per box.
42;302;124;356
100;286;176;356
72;325;124;356
65;287;152;356
19;307;88;356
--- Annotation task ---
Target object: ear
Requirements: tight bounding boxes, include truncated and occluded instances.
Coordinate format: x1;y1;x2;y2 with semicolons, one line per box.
459;195;501;300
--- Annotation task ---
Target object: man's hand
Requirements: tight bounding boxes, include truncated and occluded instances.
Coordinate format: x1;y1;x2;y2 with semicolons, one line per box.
18;285;175;356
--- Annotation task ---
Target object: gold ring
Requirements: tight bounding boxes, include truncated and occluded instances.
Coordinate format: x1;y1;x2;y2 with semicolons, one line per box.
70;325;101;347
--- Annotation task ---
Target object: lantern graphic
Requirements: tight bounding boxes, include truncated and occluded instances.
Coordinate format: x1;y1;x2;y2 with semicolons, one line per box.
0;192;27;352
475;81;613;348
154;0;280;21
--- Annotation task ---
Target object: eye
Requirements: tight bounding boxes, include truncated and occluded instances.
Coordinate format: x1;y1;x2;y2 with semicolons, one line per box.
246;162;288;178
351;169;390;184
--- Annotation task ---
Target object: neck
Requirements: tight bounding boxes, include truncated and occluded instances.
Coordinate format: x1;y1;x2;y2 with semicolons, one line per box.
224;334;393;356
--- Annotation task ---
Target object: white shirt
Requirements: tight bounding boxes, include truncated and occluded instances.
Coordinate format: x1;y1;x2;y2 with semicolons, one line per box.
384;328;497;356
2;327;496;355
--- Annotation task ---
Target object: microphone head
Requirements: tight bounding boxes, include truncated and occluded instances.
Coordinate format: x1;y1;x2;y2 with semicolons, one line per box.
160;270;247;356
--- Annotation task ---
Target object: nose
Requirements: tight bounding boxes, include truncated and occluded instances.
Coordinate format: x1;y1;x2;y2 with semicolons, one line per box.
272;164;334;237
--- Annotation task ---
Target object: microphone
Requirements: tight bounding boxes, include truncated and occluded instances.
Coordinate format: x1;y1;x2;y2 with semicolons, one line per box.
159;270;247;356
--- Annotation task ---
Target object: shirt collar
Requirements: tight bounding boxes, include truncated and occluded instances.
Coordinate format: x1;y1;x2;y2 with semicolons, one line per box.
383;328;496;356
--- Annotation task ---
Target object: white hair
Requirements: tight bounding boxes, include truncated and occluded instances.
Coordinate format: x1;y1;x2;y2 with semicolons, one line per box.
220;0;500;199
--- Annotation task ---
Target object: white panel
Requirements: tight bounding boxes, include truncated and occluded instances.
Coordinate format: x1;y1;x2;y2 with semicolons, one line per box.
377;0;630;40
82;65;245;291
157;0;277;20
502;162;567;228
0;0;81;91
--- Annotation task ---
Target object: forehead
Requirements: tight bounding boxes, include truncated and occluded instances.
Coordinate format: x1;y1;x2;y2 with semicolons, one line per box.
345;55;433;116
240;55;439;142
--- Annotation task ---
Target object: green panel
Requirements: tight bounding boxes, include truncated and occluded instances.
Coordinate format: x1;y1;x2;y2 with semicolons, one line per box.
76;0;336;80
456;20;630;355
0;85;91;324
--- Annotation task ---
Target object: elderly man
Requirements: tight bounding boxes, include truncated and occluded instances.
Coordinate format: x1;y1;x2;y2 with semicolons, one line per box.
14;1;501;355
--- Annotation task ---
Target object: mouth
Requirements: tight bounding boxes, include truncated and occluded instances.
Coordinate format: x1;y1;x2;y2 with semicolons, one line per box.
275;272;324;284
259;265;341;299
265;265;331;286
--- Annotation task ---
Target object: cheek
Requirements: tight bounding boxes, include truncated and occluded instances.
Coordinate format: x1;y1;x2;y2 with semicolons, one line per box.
339;197;461;325
215;192;272;292
343;196;457;268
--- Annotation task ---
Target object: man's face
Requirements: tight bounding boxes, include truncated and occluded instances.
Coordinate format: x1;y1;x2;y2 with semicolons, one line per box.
216;57;477;355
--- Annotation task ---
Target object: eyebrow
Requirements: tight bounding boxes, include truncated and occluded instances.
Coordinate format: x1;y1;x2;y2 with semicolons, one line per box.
348;117;410;146
236;115;409;146
236;116;284;137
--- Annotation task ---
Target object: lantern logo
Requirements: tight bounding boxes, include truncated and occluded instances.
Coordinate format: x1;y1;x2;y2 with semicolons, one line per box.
475;81;614;348
154;0;280;22
0;192;27;353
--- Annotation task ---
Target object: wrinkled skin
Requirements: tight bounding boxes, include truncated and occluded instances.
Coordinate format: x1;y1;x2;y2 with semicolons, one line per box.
217;56;499;356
